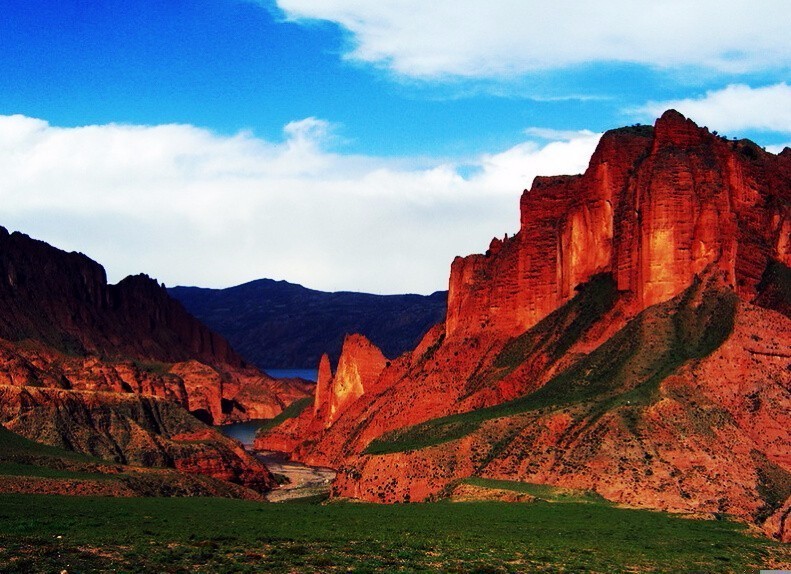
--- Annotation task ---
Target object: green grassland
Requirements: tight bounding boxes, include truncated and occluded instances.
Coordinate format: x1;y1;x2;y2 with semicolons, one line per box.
457;477;608;504
1;494;788;573
0;424;113;480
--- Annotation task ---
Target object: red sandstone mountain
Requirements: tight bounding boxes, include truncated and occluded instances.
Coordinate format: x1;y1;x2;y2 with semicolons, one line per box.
0;227;241;367
0;226;309;493
257;111;791;540
0;226;307;425
0;385;276;493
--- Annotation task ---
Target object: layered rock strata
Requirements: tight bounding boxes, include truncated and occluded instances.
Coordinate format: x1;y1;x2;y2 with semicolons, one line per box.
447;111;790;339
0;385;275;492
0;226;308;424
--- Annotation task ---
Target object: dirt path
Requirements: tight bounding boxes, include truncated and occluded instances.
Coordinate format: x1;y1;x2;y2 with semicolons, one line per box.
256;451;336;502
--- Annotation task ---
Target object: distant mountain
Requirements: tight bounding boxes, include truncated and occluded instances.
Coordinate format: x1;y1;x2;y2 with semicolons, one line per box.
169;280;447;369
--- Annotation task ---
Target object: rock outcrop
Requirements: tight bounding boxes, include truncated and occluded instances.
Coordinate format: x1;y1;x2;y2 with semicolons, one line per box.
0;385;275;492
447;111;790;339
324;334;388;426
314;353;333;417
0;425;268;499
0;225;313;493
0;226;308;425
257;111;791;540
0;334;302;427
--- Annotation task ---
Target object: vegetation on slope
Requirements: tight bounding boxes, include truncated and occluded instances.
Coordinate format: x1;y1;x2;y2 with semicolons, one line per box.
463;274;618;397
455;477;607;504
0;425;262;498
1;494;788;573
755;259;791;318
256;397;313;434
0;425;107;479
366;275;738;455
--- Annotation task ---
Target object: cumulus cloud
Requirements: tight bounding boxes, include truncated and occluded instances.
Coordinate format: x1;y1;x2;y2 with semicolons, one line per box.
271;0;791;78
634;83;791;135
0;115;600;294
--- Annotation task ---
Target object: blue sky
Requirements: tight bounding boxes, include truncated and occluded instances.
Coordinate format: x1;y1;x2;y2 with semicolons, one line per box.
1;0;790;293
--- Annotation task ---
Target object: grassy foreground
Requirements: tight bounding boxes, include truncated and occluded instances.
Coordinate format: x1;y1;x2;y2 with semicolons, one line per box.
0;494;788;573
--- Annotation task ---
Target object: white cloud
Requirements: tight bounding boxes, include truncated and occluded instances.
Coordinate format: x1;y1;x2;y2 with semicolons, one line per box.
524;128;598;142
635;83;791;134
767;143;791;154
0;115;600;294
272;1;791;78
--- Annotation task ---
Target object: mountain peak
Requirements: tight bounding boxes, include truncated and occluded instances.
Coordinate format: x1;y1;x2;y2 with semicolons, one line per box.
652;108;709;148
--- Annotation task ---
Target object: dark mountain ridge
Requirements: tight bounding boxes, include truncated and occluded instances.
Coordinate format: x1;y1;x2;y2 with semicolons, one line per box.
170;279;447;369
0;226;244;368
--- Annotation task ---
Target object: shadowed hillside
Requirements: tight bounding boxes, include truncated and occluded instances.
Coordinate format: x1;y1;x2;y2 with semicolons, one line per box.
170;280;447;369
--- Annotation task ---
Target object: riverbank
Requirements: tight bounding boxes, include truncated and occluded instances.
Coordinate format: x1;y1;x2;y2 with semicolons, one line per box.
256;451;336;502
216;419;337;502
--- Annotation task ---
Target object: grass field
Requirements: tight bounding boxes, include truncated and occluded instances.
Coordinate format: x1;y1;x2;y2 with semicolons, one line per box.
457;477;608;504
0;494;788;573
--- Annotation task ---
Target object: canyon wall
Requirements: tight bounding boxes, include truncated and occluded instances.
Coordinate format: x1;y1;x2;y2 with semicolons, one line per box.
257;111;791;540
446;111;790;339
0;227;243;367
0;227;309;425
0;385;275;492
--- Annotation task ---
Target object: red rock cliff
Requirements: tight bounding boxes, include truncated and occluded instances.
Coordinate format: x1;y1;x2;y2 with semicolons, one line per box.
0;385;276;492
314;353;333;416
261;111;791;541
0;227;308;425
446;111;791;339
0;227;245;368
321;334;387;426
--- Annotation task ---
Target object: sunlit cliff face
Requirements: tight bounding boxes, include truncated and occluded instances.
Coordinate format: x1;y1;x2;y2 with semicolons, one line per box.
317;334;387;426
445;110;790;339
257;111;791;543
314;353;332;416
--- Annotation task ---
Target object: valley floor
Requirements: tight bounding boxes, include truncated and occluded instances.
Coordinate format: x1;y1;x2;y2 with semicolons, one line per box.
257;450;335;503
0;494;788;573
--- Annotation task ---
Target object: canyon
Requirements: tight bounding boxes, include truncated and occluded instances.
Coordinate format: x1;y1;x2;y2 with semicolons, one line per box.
257;111;791;541
0;226;309;494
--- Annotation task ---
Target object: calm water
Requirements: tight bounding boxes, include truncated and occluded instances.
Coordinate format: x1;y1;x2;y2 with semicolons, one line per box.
216;419;270;447
217;368;317;446
216;368;316;446
264;368;318;382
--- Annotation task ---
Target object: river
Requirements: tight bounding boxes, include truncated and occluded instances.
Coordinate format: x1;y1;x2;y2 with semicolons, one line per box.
263;368;318;381
255;450;336;502
217;418;335;502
